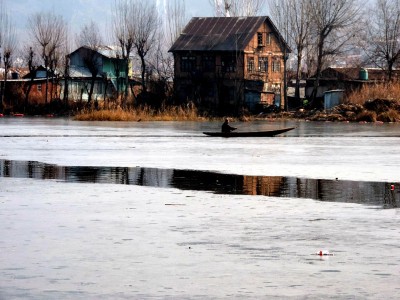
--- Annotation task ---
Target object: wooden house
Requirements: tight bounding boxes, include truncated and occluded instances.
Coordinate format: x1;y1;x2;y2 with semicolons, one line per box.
64;46;129;102
0;66;58;107
169;16;291;115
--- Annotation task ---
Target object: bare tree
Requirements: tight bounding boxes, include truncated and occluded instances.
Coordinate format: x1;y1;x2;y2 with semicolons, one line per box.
23;46;38;108
0;0;5;111
209;0;267;16
364;0;400;81
112;0;135;107
28;12;67;104
308;0;362;105
77;21;103;51
269;0;311;105
61;28;72;107
165;0;187;47
132;1;159;94
76;21;103;105
0;0;4;61
0;1;17;111
148;0;187;104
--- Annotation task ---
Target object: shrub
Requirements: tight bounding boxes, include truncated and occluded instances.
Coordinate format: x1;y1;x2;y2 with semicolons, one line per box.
364;98;398;113
355;110;377;122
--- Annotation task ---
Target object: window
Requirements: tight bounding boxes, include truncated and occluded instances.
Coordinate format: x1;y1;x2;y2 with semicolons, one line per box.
257;32;263;47
37;84;42;92
247;57;255;72
272;58;281;72
258;57;268;72
267;33;273;45
202;55;215;72
271;83;281;93
221;55;237;73
181;56;196;72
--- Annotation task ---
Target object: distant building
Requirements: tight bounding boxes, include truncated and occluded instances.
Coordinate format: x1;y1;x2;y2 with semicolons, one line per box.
0;65;58;107
306;67;400;100
63;46;133;102
169;16;291;115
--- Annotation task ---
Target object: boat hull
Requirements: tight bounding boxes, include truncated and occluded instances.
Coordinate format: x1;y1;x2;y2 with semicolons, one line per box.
203;127;295;137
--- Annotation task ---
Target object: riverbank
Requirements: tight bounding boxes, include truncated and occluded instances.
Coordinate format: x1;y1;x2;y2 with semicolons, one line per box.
71;98;400;123
73;104;208;122
259;99;400;123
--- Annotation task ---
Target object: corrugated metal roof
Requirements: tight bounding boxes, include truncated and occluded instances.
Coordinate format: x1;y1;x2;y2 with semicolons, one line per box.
69;46;123;60
69;66;99;78
169;16;290;52
96;45;121;59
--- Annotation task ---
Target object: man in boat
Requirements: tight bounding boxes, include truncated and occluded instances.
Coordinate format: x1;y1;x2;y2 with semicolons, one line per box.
221;118;237;133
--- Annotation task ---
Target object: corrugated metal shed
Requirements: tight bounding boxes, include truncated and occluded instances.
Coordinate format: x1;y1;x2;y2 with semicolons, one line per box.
324;90;345;110
169;16;290;52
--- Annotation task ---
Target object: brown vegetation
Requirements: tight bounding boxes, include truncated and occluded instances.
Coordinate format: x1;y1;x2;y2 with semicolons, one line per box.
74;103;206;122
345;82;400;105
264;83;400;123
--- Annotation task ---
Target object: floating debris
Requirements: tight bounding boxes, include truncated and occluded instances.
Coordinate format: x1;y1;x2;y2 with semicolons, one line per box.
315;250;334;256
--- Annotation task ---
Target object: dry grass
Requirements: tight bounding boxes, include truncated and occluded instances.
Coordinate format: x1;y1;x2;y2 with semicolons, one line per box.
354;110;377;122
346;82;400;105
74;104;207;122
377;109;400;122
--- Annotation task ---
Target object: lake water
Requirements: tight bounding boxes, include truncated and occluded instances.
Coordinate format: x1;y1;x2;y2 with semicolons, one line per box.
0;117;399;299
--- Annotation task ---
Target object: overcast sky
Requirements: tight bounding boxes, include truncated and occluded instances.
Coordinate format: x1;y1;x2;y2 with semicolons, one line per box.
5;0;215;43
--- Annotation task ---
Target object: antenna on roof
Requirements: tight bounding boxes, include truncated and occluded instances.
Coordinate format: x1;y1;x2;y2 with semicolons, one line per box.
225;2;231;17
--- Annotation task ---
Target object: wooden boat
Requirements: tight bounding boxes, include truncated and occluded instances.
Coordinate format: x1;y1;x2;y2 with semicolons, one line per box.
203;127;295;137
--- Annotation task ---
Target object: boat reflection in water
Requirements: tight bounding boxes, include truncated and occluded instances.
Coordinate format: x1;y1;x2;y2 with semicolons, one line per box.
0;159;397;207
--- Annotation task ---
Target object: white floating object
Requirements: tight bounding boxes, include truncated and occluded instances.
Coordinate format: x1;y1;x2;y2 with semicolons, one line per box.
315;250;334;256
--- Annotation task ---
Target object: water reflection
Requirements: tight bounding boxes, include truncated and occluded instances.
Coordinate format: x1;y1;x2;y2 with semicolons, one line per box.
0;159;398;207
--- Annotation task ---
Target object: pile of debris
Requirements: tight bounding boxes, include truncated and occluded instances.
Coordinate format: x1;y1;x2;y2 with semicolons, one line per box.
263;99;400;123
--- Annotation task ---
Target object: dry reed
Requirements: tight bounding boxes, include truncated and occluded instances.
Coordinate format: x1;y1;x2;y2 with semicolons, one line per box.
345;82;400;105
377;109;400;122
74;104;206;122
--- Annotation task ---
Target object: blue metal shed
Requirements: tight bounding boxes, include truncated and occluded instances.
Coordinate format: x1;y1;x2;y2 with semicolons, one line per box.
324;90;345;110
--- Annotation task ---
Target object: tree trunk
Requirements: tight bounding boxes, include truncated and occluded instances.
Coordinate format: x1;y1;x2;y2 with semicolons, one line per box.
24;79;34;112
124;59;129;106
88;76;95;106
45;74;49;104
140;54;146;92
295;51;303;104
63;77;69;108
311;34;325;106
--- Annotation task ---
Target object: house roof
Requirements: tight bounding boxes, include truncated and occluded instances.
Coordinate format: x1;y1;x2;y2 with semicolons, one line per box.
69;66;98;78
69;45;122;59
169;16;290;53
96;45;121;59
22;65;56;79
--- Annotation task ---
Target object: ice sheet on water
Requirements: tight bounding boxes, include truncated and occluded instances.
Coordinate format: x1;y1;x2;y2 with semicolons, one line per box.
0;118;399;183
1;118;400;298
0;178;399;299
